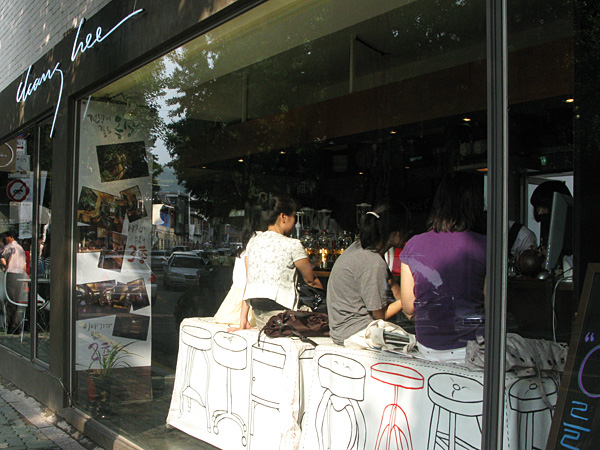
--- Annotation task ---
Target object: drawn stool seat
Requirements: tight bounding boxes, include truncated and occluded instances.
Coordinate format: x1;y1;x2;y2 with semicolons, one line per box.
212;331;248;446
248;341;287;447
427;373;483;450
179;325;212;432
371;363;424;450
316;353;367;450
509;377;557;450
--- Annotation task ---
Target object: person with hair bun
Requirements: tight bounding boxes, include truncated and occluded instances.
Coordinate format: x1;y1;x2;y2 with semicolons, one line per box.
326;200;411;346
400;171;486;363
237;194;323;330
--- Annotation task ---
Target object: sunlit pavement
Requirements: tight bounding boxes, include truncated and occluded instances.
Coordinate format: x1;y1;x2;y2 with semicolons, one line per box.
0;375;103;450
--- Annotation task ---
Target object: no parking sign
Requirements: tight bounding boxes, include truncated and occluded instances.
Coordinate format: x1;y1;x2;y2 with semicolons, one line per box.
7;179;29;202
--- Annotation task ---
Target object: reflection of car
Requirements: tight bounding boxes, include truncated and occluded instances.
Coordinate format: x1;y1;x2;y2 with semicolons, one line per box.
163;252;208;288
170;246;191;255
174;264;234;328
151;250;168;270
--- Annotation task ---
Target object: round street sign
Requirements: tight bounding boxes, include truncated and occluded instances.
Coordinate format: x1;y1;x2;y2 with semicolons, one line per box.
7;179;29;202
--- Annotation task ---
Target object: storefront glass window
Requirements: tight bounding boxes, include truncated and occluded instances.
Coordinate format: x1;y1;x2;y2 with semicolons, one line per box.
74;0;511;448
0;131;36;358
505;0;574;448
35;121;53;364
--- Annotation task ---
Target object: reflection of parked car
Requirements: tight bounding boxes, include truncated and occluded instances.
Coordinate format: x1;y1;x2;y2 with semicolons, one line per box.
170;246;191;255
174;264;234;328
151;250;168;270
163;252;208;288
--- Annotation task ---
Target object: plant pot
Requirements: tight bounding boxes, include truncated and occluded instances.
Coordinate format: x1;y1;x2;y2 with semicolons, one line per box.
87;373;112;418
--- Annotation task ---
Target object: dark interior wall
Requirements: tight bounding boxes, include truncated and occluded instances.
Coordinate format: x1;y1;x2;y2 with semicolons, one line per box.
574;0;600;300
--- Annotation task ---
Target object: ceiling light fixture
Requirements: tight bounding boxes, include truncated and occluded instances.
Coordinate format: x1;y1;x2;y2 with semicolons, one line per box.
462;117;471;122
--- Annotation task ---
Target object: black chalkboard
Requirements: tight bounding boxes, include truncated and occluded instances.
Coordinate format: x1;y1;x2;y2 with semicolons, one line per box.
546;263;600;450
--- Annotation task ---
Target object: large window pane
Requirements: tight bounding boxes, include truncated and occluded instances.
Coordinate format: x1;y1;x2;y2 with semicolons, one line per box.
75;0;488;447
35;121;53;363
0;131;35;357
506;0;575;448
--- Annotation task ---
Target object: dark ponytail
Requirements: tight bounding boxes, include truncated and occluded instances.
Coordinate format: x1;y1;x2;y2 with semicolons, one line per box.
359;200;411;251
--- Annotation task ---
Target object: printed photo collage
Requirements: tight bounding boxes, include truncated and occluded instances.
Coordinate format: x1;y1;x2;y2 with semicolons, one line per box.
76;141;151;340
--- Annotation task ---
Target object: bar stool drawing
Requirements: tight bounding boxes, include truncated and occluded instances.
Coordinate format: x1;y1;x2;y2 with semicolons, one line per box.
315;353;367;450
298;346;316;426
427;373;483;450
179;325;212;432
370;363;424;450
212;331;248;446
509;376;558;450
248;341;287;448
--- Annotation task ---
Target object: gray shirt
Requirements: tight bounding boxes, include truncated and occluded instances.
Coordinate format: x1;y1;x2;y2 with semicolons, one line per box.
327;242;391;345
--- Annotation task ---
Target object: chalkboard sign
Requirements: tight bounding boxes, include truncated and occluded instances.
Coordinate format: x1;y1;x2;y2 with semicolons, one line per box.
546;263;600;450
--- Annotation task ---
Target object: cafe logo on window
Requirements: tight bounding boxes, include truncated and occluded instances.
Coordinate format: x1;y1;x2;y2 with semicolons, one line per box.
15;8;145;138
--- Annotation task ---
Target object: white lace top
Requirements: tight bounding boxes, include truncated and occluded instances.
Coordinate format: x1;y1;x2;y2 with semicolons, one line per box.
243;230;308;309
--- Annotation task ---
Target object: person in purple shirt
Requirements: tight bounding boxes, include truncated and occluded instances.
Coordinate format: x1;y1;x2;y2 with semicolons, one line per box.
400;172;486;363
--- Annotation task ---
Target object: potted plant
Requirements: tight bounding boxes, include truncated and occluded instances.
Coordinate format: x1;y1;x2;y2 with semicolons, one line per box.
87;342;135;417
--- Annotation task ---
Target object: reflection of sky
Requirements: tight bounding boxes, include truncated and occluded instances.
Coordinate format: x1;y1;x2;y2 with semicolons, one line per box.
153;59;179;166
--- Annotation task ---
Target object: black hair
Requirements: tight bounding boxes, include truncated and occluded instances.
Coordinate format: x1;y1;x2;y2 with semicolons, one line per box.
359;200;411;251
530;180;572;222
427;171;484;233
262;194;297;227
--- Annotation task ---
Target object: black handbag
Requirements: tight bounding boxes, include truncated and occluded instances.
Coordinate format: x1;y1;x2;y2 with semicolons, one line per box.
297;282;327;313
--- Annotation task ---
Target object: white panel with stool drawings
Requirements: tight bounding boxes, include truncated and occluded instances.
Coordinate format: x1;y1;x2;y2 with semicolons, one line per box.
299;346;560;450
168;318;560;450
167;317;323;450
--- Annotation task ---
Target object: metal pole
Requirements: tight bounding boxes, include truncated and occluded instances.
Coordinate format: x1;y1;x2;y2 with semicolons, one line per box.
483;0;508;448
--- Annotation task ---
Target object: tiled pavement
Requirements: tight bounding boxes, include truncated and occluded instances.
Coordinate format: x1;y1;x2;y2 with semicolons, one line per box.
0;376;104;450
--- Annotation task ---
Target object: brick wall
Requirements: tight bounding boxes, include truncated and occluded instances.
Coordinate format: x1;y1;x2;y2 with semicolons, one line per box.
0;0;111;92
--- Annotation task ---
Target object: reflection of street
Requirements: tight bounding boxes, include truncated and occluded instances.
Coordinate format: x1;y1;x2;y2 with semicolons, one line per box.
152;272;182;370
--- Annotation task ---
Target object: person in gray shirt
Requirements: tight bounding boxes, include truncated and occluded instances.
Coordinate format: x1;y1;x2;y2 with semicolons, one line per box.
327;201;411;346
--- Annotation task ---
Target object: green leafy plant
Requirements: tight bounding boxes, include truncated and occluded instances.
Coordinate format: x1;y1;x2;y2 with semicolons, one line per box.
88;342;135;380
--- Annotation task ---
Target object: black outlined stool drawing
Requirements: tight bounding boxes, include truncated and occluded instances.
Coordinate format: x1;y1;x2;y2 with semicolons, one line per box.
212;331;248;446
427;373;483;450
248;341;286;447
509;377;558;450
316;353;367;450
371;363;424;450
179;325;212;432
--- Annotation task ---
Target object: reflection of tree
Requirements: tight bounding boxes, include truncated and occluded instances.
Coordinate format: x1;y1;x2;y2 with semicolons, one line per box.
159;0;573;217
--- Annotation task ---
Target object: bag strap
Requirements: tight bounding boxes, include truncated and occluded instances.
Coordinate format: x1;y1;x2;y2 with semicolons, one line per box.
258;321;318;347
284;324;318;347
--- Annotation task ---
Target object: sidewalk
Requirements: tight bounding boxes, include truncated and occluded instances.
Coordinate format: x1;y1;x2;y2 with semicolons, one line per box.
0;375;104;450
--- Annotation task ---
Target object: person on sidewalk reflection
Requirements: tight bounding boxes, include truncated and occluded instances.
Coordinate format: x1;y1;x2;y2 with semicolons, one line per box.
400;171;486;364
327;200;411;346
0;231;27;333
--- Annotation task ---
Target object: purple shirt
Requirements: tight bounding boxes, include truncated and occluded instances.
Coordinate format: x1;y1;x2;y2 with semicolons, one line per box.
400;230;486;350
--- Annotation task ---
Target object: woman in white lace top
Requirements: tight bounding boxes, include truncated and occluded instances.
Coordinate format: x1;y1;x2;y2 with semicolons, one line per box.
239;194;323;330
